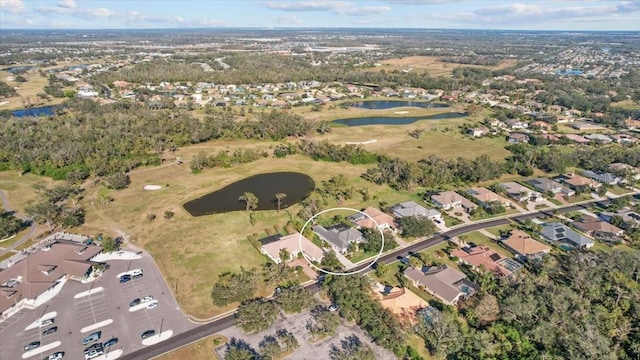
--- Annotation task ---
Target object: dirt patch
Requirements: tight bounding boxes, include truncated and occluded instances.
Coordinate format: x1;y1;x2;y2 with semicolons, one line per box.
376;56;517;76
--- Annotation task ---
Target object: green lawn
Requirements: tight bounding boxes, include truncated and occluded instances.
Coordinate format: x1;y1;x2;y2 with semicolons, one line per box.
370;262;404;287
442;213;463;227
349;250;380;264
458;231;512;258
567;193;595;203
483;224;514;238
608;185;634;196
405;334;435;360
0;252;14;262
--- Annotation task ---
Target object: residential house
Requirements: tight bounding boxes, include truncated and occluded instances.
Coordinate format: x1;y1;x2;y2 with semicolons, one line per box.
540;222;595;249
451;246;523;278
585;134;613;144
508;132;530;144
312;224;364;254
430;191;478;213
351;207;396;231
582;170;621;185
260;232;324;264
500;229;551;261
505;118;528;130
0;238;104;317
466;187;511;208
467;127;489;137
610;134;638;145
500;182;543;202
391;201;441;221
609;162;640;180
563;134;591;144
600;210;640;228
526;178;575;197
571;121;606;131
404;265;475;306
573;216;624;244
557;173;601;190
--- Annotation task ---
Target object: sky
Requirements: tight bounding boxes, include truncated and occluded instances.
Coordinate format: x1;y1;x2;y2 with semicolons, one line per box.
1;0;639;31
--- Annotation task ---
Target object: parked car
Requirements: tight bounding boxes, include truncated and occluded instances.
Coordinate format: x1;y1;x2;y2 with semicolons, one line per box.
129;298;141;307
141;329;156;339
43;326;58;336
141;295;153;303
131;269;143;279
81;331;102;345
39;318;54;327
103;337;118;348
328;304;339;312
47;352;64;360
119;274;131;283
146;301;158;309
84;345;103;360
24;341;41;351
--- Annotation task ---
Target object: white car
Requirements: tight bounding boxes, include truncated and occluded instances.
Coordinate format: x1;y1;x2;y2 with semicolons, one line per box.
141;295;154;303
47;352;64;360
39;319;54;328
146;301;158;309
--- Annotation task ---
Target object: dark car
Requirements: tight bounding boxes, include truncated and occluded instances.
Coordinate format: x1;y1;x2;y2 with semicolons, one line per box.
119;274;131;283
103;337;118;348
43;326;58;336
129;298;141;307
141;329;156;339
24;341;41;351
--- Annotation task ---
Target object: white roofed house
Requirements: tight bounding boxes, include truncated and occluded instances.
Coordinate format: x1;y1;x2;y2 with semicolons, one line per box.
404;265;475;306
260;232;324;264
500;182;543;202
430;191;478;213
312;224;364;254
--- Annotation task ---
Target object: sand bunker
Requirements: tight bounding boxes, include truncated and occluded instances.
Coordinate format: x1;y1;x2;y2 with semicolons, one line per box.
144;185;162;191
346;139;377;145
394;111;409;114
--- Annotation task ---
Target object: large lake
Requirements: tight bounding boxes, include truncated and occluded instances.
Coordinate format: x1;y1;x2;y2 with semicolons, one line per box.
183;172;315;216
333;112;468;126
348;100;449;109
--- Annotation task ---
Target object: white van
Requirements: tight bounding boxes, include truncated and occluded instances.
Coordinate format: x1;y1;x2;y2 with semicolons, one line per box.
131;269;143;279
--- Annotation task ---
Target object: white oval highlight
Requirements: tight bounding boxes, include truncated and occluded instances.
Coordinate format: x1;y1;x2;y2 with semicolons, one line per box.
298;207;384;276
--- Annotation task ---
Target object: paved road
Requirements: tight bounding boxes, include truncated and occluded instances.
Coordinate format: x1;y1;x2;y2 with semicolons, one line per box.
0;189;36;256
121;199;610;360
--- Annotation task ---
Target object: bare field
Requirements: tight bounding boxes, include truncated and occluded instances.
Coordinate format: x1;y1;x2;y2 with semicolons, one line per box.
0;69;63;110
374;56;518;76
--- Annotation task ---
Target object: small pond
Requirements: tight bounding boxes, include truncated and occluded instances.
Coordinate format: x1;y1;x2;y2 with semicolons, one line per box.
348;100;449;109
11;105;56;118
333;112;468;127
183;172;315;216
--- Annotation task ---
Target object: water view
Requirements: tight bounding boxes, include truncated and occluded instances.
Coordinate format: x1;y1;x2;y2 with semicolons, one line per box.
183;172;315;216
348;100;449;109
333;112;468;126
11;105;56;118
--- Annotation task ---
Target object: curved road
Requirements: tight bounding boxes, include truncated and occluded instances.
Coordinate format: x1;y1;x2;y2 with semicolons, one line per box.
0;189;36;256
121;199;608;360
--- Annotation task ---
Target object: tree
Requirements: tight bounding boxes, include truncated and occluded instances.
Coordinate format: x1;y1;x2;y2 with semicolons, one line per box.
236;298;279;333
278;248;290;264
224;338;260;360
239;192;259;212
276;329;299;352
375;263;389;278
474;294;500;326
25;184;84;231
164;210;175;219
259;335;282;359
329;335;376;360
275;284;316;314
320;251;344;272
275;192;287;213
307;305;341;340
211;267;258;307
0;211;28;239
101;236;119;253
104;172;131;190
416;309;462;356
398;216;437;238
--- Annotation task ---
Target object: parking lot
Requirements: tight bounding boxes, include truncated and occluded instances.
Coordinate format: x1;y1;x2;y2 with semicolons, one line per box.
0;250;194;360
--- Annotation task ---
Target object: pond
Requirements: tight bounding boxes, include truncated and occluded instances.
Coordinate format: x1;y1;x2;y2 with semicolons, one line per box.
11;105;56;118
348;100;449;109
333;112;468;126
183;172;315;216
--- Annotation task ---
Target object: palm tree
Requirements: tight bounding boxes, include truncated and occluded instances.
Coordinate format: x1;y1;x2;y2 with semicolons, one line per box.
275;192;287;213
278;248;290;264
239;192;259;212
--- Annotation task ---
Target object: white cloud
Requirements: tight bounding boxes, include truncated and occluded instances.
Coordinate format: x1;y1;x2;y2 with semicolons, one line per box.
270;14;303;25
57;0;76;9
76;7;115;19
196;18;231;27
264;0;390;16
0;0;27;14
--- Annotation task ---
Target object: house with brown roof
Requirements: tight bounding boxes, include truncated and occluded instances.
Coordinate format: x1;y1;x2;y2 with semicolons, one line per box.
508;132;529;144
430;191;478;213
352;207;396;231
573;216;624;244
451;246;523;278
466;187;511;208
557;173;601;190
0;239;103;317
260;232;324;264
404;265;474;305
500;229;551;261
563;134;590;144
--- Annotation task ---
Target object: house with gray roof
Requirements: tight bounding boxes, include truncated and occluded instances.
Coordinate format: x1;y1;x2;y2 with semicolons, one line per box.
391;201;441;221
526;178;575;197
581;170;621;185
404;265;475;305
540;222;594;250
312;224;364;254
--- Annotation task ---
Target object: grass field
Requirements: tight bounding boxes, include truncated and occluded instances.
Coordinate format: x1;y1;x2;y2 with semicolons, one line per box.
372;56;518;77
611;100;640;110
